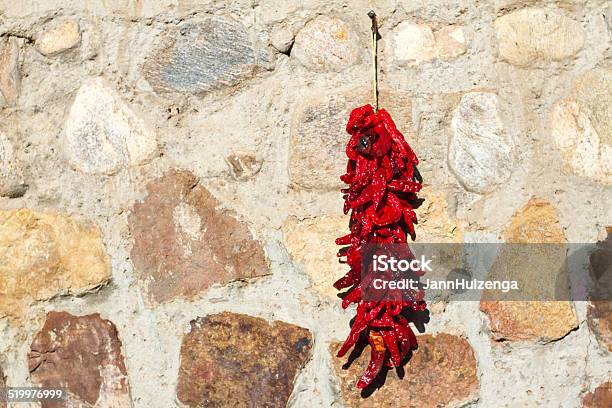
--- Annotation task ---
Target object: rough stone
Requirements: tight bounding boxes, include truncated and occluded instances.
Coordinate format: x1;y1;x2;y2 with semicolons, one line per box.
176;312;313;408
551;69;612;184
35;20;81;56
64;77;157;174
283;216;347;301
480;198;579;342
582;381;612;408
0;132;27;197
495;8;584;67
331;333;478;407
292;16;359;72
449;92;513;193
0;209;111;321
270;27;294;54
290;88;412;190
28;312;131;408
128;169;269;304
587;302;612;352
225;150;262;180
417;185;463;243
389;22;469;65
0;366;5;408
143;17;266;94
0;37;20;106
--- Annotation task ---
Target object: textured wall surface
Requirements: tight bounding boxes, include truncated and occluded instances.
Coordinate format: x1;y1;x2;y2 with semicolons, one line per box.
0;0;611;407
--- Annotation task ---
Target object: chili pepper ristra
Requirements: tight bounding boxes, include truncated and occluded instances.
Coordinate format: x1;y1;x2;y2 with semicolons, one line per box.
334;11;426;389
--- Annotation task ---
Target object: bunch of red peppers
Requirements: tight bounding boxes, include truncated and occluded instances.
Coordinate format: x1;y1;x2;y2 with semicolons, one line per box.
335;104;426;388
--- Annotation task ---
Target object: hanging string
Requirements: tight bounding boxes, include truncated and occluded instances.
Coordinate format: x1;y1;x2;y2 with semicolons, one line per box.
368;10;379;112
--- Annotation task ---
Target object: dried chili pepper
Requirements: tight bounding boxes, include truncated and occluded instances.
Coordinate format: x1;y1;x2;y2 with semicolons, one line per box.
335;104;426;389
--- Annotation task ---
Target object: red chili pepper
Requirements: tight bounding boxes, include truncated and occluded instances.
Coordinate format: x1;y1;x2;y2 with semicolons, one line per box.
335;105;426;389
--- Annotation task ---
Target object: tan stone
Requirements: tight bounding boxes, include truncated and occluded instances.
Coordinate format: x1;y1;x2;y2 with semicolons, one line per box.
551;69;612;184
35;20;81;56
331;333;479;407
128;169;269;304
28;312;131;407
292;16;360;72
0;37;20;106
283;216;347;300
495;8;584;67
290;88;413;190
582;381;612;408
225;150;262;180
0;131;27;197
480;198;578;342
177;312;312;408
389;22;469;65
417;185;463;243
0;209;112;321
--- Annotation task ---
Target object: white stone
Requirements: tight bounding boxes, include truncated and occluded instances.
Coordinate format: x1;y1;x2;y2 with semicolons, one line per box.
449;92;514;193
64;78;157;174
495;8;584;67
390;22;469;65
270;27;294;54
0;132;26;197
292;16;359;72
35;20;81;56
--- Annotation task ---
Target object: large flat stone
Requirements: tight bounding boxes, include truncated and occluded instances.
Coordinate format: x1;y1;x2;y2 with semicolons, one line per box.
64;77;157;174
495;8;584;67
292;16;359;72
290;89;412;191
143;17;267;94
331;333;478;407
0;131;27;197
0;209;111;321
480;198;578;342
128;169;269;304
176;312;313;407
449;92;513;193
28;312;131;408
551;69;612;184
0;37;20;106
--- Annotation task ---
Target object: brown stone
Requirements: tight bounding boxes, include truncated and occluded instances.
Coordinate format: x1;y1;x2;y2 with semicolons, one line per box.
480;198;578;342
129;169;269;304
586;230;612;351
582;381;612;408
28;312;131;408
283;215;347;301
0;209;111;321
588;302;612;352
290;89;412;191
331;333;478;407
225;150;262;180
0;366;6;408
0;37;20;106
176;312;313;408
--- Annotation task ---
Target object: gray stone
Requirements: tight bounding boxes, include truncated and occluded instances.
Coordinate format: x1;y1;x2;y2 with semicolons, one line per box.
0;37;20;106
292;16;360;72
449;92;513;193
143;17;267;94
64;77;157;174
0;132;26;198
270;27;294;54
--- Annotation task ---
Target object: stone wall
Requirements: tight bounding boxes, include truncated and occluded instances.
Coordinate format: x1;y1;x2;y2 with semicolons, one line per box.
0;0;611;407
